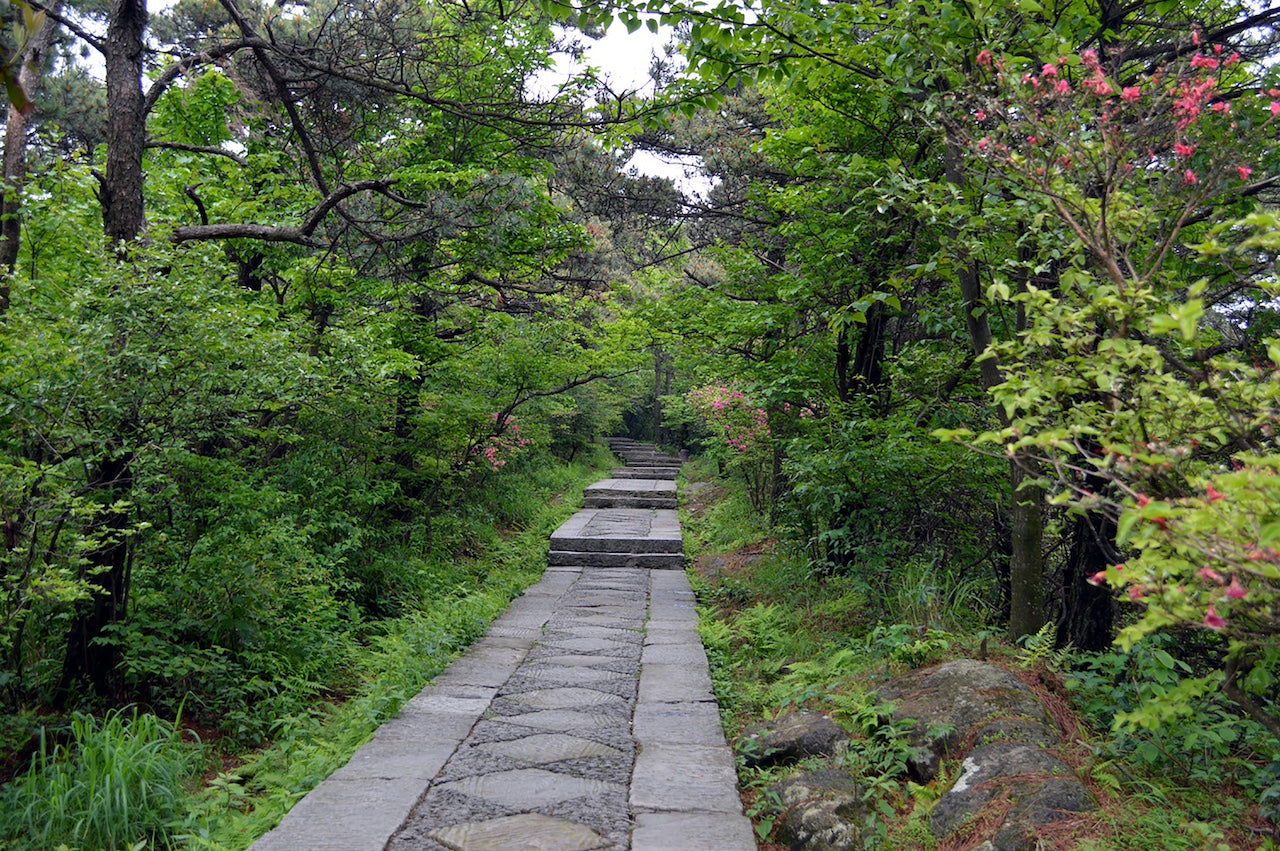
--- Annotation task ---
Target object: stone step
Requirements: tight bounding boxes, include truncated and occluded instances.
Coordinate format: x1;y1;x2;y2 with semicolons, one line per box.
549;508;682;554
612;467;678;479
583;496;678;509
547;550;685;569
620;458;682;467
584;478;677;499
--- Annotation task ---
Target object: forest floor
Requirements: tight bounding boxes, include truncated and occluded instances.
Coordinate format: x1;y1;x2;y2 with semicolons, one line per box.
678;467;1279;851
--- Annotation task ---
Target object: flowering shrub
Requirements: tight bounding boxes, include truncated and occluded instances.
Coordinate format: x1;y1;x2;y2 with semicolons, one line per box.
958;40;1275;287
686;384;772;453
686;384;789;511
938;36;1280;742
472;414;532;470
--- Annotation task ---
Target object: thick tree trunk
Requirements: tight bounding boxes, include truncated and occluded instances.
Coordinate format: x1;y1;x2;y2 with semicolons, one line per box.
944;130;1046;641
56;1;148;703
102;0;148;244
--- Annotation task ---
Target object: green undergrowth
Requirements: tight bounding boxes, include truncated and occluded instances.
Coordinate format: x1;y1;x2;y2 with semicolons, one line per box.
0;446;612;851
680;465;1279;850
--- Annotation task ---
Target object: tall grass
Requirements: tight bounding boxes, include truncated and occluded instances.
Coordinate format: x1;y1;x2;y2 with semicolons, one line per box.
0;708;198;850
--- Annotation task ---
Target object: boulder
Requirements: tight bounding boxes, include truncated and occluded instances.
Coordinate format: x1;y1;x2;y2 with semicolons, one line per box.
768;769;866;851
874;659;1049;781
737;710;847;769
930;741;1096;850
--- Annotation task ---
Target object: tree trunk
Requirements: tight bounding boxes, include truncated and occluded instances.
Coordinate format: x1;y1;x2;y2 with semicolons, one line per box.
944;129;1046;641
55;1;148;704
1057;505;1117;650
0;0;62;307
101;0;148;245
850;299;887;408
54;451;135;706
652;347;666;444
1007;458;1045;640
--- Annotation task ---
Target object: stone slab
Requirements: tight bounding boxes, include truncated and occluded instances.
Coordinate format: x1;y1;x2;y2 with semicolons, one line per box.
477;732;625;764
611;467;678;479
582;497;678;509
639;662;715;703
642;624;702;646
631;812;756;851
630;743;743;813
427;813;611;851
633;701;726;747
438;768;624;807
505;687;628;711
250;775;426;851
500;709;631;732
641;642;709;667
327;738;457;783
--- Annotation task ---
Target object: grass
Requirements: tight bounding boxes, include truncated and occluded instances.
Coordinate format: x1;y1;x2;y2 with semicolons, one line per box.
0;707;199;850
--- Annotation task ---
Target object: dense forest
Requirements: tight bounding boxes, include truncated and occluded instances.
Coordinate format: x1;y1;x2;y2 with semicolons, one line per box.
0;0;1277;847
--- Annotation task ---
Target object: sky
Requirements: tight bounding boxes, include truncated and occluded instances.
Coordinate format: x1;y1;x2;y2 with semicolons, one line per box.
538;17;708;194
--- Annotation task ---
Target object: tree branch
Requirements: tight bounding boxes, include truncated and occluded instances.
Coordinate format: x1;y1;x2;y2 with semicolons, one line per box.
171;179;390;246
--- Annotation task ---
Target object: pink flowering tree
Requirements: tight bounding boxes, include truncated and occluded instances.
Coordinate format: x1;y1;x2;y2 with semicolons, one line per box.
938;36;1280;736
685;384;781;511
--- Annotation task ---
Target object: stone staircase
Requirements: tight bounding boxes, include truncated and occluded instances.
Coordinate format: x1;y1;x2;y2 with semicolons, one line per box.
248;436;753;851
547;440;684;570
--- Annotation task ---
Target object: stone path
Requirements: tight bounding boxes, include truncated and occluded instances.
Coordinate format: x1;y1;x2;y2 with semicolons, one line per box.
250;439;754;851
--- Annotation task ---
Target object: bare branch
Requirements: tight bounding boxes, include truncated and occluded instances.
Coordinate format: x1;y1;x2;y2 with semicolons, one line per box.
145;141;247;166
171;179;391;246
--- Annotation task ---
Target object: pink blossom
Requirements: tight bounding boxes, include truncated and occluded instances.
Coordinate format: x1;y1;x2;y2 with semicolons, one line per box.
1225;52;1241;65
1206;484;1226;502
1271;101;1280;116
1227;577;1247;599
1121;86;1141;102
1192;29;1202;47
1184;168;1198;185
1191;54;1219;71
976;50;993;67
1211;100;1230;114
1198;567;1225;584
1087;570;1108;586
976;109;987;121
1027;135;1039;145
1081;48;1099;69
978;137;990;152
1174;142;1195;157
1056;79;1072;94
1041;62;1058;77
1203;605;1226;630
1083;72;1113;96
1238;165;1253;181
1128;585;1147;601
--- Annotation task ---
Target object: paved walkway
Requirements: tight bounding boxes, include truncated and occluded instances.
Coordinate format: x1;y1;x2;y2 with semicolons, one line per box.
250;441;754;851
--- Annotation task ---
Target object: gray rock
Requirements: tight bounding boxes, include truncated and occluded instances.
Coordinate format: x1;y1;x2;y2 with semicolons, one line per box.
768;769;866;851
874;660;1049;782
931;742;1095;849
737;710;847;768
